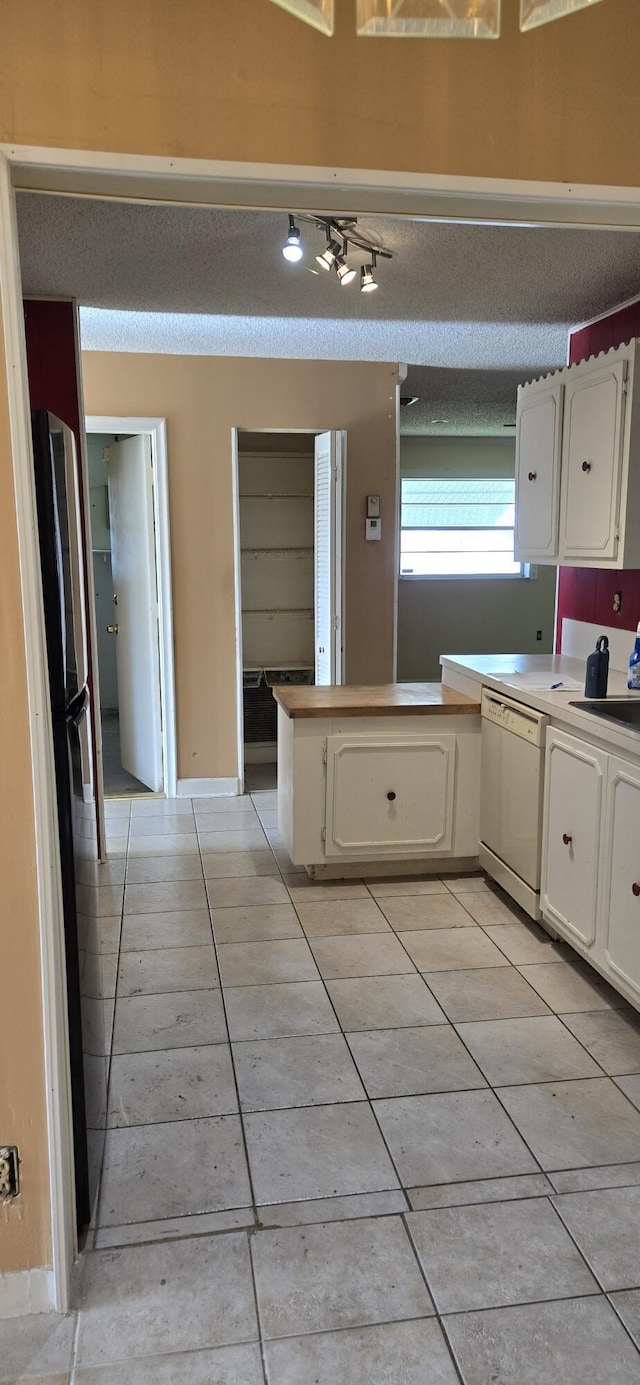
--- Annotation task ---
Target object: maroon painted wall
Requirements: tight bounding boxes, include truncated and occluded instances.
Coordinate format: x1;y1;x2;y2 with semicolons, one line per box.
556;301;640;650
24;299;82;442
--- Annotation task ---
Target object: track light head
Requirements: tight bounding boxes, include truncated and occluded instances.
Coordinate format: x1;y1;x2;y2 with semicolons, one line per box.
336;241;357;285
282;214;303;262
336;259;357;285
360;262;378;292
316;238;342;271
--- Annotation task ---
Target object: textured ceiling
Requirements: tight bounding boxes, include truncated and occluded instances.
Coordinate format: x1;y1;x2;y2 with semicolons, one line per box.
16;192;640;433
401;366;531;436
17;194;640;326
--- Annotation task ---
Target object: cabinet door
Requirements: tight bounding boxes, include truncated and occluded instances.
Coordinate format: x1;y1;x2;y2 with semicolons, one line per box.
514;383;563;560
325;734;455;858
560;361;627;561
601;757;640;1001
541;731;607;950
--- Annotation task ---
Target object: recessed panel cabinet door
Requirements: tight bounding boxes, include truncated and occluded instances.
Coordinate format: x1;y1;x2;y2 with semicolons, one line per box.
324;734;455;857
602;757;640;1001
541;732;607;950
560;362;627;561
514;383;563;560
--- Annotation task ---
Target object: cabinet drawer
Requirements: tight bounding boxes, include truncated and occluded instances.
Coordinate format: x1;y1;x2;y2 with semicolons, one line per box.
324;734;455;858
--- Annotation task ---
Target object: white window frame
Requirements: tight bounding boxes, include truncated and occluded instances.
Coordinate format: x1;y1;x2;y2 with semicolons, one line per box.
399;475;529;581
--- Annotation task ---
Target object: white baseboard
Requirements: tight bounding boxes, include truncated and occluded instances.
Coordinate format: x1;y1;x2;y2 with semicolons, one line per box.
0;1268;55;1318
244;743;277;765
176;777;240;798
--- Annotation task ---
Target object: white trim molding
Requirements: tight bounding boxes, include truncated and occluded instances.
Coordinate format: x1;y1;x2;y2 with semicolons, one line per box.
85;416;177;799
0;1269;55;1319
3;137;640;1317
0;152;76;1314
176;777;240;798
5;144;640;229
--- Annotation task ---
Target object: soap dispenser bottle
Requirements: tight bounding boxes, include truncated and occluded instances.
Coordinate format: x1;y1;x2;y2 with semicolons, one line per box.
585;635;609;699
628;623;640;691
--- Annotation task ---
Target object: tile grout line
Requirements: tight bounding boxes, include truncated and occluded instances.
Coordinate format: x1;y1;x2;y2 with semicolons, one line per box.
200;799;267;1233
89;798;132;1247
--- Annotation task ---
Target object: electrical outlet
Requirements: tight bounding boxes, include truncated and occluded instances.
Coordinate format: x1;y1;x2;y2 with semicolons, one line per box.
613;590;622;614
0;1147;19;1199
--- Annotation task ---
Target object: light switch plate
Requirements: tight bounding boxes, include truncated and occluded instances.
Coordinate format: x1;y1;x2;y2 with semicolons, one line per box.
366;517;381;541
367;495;380;518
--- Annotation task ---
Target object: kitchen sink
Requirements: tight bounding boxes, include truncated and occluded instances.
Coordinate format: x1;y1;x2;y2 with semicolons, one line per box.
569;698;640;730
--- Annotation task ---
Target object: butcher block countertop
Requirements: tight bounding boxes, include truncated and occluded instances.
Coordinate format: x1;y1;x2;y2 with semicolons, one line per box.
272;682;481;720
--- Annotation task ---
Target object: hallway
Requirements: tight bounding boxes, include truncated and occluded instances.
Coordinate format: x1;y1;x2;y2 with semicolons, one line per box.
5;791;640;1382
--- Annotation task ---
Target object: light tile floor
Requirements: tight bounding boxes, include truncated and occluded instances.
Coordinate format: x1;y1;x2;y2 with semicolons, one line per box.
7;789;640;1383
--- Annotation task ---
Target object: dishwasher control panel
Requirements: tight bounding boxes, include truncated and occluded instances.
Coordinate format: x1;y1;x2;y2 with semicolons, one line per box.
481;688;547;746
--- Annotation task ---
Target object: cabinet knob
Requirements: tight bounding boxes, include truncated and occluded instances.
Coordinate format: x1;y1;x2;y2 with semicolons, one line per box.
562;832;572;846
582;460;592;473
633;883;640;898
528;471;537;482
387;791;396;801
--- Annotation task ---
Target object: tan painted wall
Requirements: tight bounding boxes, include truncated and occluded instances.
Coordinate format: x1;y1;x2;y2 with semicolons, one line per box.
3;0;640;187
83;353;399;780
0;310;51;1272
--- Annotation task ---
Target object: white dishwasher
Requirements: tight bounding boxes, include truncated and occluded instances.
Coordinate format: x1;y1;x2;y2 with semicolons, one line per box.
479;688;548;920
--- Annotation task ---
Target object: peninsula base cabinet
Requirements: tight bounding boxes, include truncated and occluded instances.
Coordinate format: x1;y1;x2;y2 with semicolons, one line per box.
277;707;480;873
541;728;640;1010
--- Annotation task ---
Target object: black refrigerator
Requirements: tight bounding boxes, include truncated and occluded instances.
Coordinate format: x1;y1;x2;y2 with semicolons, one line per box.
32;409;104;1234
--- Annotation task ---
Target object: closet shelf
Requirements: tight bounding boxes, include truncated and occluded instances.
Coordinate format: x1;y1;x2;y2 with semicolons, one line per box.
242;607;314;617
241;546;313;557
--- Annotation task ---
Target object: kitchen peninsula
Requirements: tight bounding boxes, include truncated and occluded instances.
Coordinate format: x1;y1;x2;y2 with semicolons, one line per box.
274;682;481;876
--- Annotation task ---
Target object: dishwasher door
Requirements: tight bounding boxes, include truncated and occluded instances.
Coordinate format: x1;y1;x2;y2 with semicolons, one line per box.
480;690;547;892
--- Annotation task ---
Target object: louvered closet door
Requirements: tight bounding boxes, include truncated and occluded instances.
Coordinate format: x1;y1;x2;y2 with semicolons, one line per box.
314;430;345;685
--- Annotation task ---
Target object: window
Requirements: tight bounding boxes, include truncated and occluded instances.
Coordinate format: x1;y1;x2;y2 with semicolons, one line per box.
400;477;524;578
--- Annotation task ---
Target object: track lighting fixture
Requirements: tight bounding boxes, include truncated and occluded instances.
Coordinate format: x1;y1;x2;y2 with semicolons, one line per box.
281;214;392;294
282;214;303;262
316;237;342;271
360;256;378;292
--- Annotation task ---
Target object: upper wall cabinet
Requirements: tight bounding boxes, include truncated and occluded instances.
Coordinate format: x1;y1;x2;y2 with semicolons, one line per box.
515;341;640;568
514;379;563;560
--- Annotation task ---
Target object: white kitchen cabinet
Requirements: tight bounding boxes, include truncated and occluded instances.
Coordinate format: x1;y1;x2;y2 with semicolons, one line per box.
560;358;627;562
515;341;640;568
514;379;563;560
541;729;608;952
277;705;480;871
324;733;455;858
600;755;640;1002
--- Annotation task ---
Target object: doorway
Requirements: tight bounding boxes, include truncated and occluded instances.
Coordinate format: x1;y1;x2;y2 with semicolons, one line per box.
233;428;346;793
85;416;176;800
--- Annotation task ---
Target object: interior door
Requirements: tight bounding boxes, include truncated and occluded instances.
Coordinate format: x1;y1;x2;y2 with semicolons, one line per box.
107;435;163;791
314;429;345;686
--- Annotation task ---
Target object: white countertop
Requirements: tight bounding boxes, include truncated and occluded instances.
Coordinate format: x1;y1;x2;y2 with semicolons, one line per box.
440;652;640;758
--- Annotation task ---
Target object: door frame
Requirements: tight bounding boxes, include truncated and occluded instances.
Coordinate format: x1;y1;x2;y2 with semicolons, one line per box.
231;426;345;791
86;417;177;800
2;143;640;1315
